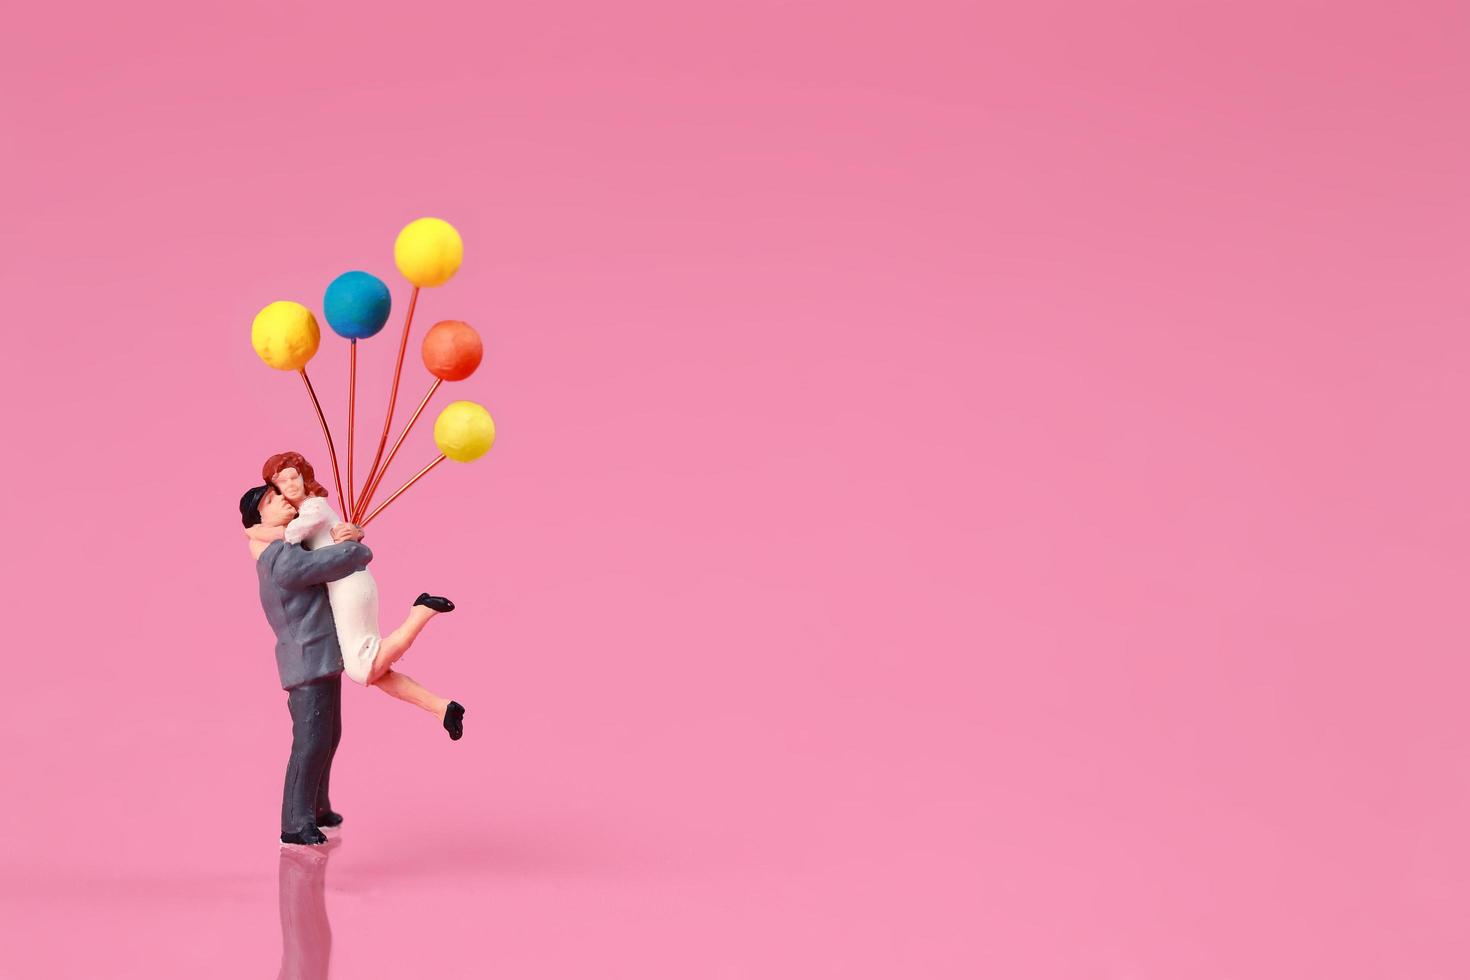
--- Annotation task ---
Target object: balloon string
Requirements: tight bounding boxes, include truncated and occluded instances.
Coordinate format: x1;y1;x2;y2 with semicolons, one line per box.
359;454;447;529
354;377;442;521
358;285;420;516
346;339;357;519
298;368;345;511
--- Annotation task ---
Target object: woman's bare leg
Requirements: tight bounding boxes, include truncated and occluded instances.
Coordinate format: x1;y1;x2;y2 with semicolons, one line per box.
372;669;451;719
365;606;437;683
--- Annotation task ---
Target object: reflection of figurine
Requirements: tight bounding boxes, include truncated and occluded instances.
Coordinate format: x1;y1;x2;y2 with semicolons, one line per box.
243;482;371;845
278;837;338;980
246;452;465;740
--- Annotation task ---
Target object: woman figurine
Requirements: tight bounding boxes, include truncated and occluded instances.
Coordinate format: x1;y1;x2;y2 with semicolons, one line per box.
245;451;466;740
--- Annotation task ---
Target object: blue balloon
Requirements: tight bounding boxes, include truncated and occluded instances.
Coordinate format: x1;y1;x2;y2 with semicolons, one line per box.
323;271;392;340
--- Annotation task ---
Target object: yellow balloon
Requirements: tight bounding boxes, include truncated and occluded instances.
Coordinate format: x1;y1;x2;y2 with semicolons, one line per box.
252;301;320;371
395;217;464;288
434;400;495;462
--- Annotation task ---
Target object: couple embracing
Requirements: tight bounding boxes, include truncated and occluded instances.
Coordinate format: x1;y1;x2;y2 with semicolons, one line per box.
240;451;466;846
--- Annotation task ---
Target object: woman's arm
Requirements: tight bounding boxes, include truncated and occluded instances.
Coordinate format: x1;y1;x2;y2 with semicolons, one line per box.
284;497;334;545
244;524;287;544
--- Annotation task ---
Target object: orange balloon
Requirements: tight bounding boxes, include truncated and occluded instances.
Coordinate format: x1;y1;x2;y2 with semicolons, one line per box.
421;320;483;381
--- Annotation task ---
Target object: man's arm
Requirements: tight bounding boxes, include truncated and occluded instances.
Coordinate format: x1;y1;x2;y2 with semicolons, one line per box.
272;540;373;589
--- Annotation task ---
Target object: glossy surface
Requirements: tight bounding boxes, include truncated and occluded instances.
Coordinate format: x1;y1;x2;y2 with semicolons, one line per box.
5;1;1469;977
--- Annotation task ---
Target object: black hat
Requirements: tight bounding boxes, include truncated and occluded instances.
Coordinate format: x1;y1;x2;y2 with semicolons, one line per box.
240;484;271;528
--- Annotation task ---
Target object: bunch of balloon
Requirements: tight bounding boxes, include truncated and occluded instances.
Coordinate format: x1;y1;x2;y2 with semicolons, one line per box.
249;217;496;527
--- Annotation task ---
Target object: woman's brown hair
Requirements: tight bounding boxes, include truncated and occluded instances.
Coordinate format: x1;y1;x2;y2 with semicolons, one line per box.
262;451;329;500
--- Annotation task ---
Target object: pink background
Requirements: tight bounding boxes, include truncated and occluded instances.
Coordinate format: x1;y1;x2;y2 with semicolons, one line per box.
2;1;1466;976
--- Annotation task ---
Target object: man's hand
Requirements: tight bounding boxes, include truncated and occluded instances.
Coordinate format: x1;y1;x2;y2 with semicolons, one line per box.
331;522;365;544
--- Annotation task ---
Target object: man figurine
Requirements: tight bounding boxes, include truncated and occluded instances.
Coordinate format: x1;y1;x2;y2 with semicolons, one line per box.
240;482;372;846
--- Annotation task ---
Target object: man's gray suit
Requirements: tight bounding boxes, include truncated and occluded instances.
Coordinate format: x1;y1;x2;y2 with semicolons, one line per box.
256;538;373;835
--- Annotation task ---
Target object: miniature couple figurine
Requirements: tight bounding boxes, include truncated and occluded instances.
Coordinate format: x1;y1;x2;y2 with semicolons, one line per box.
240;451;466;846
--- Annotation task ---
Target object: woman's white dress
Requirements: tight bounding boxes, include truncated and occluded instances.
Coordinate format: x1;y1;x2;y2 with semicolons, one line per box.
286;496;380;685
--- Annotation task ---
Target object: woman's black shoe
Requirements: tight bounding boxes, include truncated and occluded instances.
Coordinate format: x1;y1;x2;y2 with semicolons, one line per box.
443;701;465;740
415;593;455;613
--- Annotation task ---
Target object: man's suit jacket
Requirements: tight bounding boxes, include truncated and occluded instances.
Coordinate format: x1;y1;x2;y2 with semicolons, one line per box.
256;538;374;690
